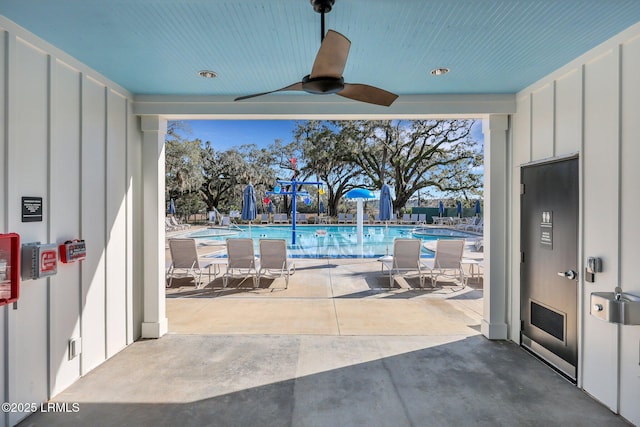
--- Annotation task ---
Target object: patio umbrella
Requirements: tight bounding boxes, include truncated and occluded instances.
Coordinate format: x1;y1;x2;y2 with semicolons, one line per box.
475;199;481;217
319;201;325;214
438;200;444;217
241;183;257;237
457;200;462;217
168;198;176;215
379;184;393;255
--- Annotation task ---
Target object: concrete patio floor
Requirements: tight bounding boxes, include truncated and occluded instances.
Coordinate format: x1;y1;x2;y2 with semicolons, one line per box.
165;258;484;336
18;258;630;426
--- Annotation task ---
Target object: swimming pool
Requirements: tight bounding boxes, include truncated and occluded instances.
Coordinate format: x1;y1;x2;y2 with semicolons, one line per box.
187;225;477;259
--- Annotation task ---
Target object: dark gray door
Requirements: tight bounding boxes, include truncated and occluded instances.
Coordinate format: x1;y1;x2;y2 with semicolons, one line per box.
521;157;579;380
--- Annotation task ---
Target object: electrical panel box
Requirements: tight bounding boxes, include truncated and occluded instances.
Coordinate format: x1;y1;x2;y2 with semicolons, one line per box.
21;242;58;280
0;233;20;306
59;240;87;263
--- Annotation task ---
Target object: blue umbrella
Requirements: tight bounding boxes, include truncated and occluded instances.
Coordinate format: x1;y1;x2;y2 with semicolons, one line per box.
267;201;274;214
242;183;257;236
438;200;444;217
242;184;257;220
456;200;462;217
475;199;481;216
379;184;392;221
319;201;325;214
168;198;176;215
379;184;393;255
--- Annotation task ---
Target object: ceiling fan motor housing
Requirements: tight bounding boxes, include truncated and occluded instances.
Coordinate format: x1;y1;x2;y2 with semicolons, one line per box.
311;0;335;13
302;75;344;94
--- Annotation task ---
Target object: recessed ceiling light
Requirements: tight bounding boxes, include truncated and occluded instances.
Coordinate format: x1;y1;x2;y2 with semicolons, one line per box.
198;70;218;78
430;68;450;76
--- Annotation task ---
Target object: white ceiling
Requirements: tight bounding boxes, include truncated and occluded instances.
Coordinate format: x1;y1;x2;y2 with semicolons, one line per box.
2;0;640;102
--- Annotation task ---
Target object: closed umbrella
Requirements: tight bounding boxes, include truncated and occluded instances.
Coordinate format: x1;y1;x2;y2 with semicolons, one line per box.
438;200;444;217
168;198;176;215
457;201;462;218
475;199;481;217
319;201;325;214
379;184;393;255
242;183;257;237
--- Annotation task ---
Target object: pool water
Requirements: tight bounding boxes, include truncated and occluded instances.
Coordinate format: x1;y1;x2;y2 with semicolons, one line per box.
187;225;476;259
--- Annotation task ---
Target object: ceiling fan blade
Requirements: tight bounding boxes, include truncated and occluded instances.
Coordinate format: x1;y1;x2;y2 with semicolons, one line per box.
310;30;351;79
338;83;398;107
234;82;303;101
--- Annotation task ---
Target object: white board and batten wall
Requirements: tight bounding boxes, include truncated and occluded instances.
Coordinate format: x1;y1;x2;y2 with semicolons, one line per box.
512;22;640;424
0;17;143;427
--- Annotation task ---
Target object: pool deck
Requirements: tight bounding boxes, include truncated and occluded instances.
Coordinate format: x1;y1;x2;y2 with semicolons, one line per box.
164;225;486;335
165;256;484;336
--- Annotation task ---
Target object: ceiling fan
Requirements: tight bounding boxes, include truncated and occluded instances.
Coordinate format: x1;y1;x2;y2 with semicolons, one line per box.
234;0;398;107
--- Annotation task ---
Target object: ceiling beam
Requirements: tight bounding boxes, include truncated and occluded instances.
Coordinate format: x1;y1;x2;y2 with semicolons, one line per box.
133;94;515;119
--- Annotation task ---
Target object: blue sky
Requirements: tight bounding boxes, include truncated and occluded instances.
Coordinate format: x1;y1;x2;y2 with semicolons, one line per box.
179;120;298;150
176;119;484;151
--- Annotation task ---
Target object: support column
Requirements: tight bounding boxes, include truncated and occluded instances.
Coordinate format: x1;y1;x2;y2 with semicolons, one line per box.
140;116;168;338
481;115;509;340
356;200;364;245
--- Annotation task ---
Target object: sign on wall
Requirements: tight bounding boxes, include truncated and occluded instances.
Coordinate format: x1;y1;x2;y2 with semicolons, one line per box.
22;197;43;222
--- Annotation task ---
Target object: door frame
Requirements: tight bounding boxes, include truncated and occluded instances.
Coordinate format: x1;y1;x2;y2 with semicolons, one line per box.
518;153;582;382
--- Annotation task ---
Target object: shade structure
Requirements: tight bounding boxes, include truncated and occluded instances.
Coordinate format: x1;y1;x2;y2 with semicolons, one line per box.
457;200;462;217
168;198;176;215
345;188;375;199
242;183;257;237
379;184;393;255
438;200;444;217
345;188;376;246
475;199;481;216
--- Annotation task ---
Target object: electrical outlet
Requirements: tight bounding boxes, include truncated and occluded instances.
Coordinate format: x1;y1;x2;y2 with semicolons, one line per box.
68;338;82;360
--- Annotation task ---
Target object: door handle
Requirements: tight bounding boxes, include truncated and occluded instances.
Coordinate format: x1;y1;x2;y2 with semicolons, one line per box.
557;270;577;280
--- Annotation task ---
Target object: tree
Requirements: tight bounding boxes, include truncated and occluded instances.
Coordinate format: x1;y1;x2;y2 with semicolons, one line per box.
238;143;278;212
293;121;362;216
176;191;207;222
200;142;232;212
165;129;205;220
260;137;307;214
340;119;482;212
166;119;483;219
200;142;277;213
165;136;204;197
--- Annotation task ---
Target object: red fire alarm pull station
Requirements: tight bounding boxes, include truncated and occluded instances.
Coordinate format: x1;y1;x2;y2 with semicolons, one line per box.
0;233;21;306
21;242;58;280
60;240;87;263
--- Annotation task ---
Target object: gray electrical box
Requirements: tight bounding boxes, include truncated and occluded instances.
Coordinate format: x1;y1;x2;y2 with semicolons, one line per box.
21;242;58;280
